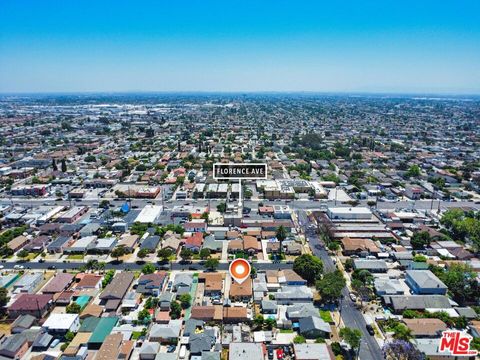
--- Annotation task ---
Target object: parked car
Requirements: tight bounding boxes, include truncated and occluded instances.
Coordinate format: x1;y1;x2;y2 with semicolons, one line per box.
50;339;60;348
267;348;274;359
350;293;357;302
366;324;375;335
276;348;284;360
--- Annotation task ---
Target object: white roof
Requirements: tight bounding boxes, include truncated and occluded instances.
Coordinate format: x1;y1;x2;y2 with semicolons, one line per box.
70;236;96;249
293;343;333;360
43;313;79;330
135;205;162;223
328;207;371;215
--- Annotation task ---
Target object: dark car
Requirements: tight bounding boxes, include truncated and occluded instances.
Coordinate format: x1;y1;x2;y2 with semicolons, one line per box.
267;348;274;359
366;324;375;335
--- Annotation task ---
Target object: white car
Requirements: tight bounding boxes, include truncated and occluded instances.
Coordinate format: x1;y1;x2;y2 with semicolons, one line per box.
350;293;357;302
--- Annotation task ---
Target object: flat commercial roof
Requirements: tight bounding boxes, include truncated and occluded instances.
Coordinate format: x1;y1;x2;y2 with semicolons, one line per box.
135;205;162;223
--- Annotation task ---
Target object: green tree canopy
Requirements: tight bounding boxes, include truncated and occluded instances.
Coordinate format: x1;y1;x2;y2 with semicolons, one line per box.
339;327;362;351
293;254;323;284
316;270;346;303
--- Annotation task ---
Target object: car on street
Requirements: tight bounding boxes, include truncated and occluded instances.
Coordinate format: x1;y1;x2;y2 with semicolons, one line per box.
366;324;375;335
276;348;284;360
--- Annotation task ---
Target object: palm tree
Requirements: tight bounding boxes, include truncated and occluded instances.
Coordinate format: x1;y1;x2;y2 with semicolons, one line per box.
276;225;287;255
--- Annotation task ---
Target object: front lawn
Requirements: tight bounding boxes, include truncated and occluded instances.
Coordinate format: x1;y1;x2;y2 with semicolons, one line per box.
67;254;85;260
320;310;333;323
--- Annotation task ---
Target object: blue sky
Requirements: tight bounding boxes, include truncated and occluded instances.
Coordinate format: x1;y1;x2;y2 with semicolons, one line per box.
1;0;479;93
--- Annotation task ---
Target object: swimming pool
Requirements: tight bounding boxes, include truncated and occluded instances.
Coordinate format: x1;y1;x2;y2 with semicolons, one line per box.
75;295;91;309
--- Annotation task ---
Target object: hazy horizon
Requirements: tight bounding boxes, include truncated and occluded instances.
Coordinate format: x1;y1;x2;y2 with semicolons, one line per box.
1;1;479;94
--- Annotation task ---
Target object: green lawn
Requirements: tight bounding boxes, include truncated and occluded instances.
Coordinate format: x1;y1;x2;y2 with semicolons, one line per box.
131;331;143;340
279;329;294;333
26;253;39;261
67;254;85;260
320;310;333;323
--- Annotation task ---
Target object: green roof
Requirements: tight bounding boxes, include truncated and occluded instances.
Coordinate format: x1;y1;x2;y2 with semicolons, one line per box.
410;262;429;270
79;317;101;332
88;317;118;344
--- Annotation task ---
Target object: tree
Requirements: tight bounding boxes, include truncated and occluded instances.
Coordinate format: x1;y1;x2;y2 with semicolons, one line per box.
406;165;421;177
170;301;182;319
413;254;427;262
61;158;67;172
352;269;374;286
438;263;480;305
66;302;81;314
201;212;209;224
180;248;193;262
175;176;185;187
111;246;127;261
142;263;156;274
264;318;276;330
293;254;323;284
410;231;431;250
293;335;306;344
99;200;110;209
157;248;173;262
316;270;346;303
382;340;425;360
276;225;287;255
199;248;211;260
216;202;227;213
205;258;219;271
392;323;412;341
0;288;10;308
137;248;150;260
65;331;75;342
17;249;29;259
138;308;151;323
84;154;96;162
344;258;354;272
144;297;159;310
179;294;191;309
339;327;362;356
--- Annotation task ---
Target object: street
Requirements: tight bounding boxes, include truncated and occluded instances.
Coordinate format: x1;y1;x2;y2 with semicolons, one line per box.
300;210;384;360
0;259;293;272
1;195;478;212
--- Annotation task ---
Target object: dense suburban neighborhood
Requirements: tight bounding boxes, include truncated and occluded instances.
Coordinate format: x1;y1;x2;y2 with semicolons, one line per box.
0;93;479;360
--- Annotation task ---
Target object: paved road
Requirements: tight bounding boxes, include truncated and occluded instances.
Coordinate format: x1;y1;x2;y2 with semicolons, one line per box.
1;260;293;272
300;210;383;360
1;196;478;212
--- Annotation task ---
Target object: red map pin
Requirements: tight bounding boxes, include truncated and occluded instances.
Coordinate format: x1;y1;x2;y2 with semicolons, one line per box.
229;258;251;284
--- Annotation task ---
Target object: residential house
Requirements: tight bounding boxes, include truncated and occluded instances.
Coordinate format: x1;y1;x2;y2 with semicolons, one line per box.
99;272;135;311
298;316;331;339
229;279;253;302
173;273;193;295
8;294;52;319
275;286;313;305
405;270;448;295
229;343;265;360
149;320;182;343
41;273;74;295
184;232;204;252
136;272;168;296
402;318;447;338
293;343;335;360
